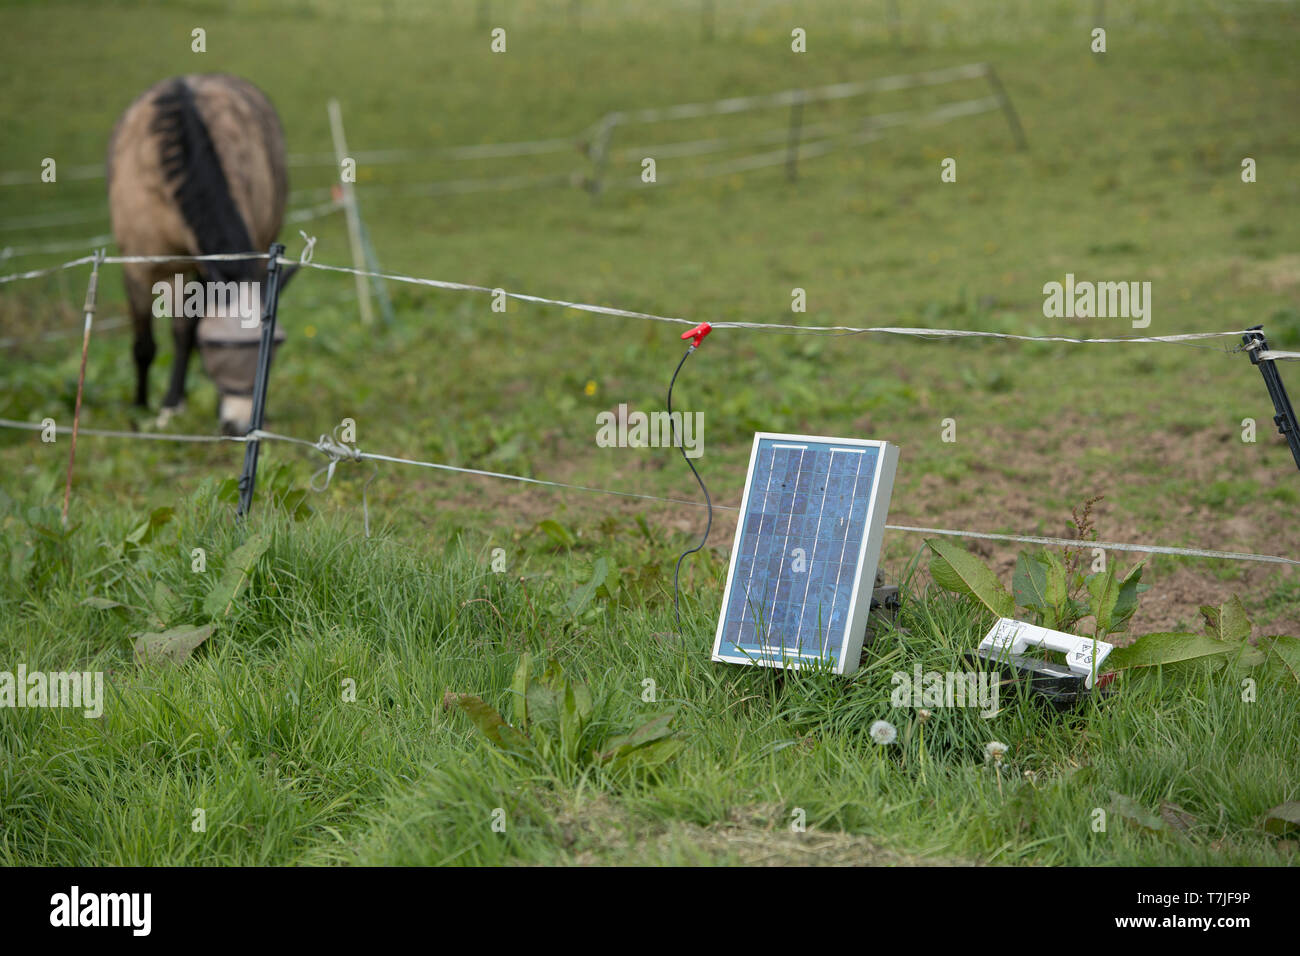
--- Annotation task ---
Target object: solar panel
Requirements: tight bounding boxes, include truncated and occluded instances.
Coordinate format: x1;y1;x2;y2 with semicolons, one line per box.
711;433;899;675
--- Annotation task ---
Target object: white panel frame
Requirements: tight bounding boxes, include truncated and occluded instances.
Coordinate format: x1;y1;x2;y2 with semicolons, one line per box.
711;432;899;676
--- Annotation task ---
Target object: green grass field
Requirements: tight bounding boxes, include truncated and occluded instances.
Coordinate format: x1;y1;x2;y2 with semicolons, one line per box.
1;0;1298;865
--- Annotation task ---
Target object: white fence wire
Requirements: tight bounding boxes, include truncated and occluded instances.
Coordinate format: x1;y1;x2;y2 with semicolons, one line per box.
0;416;1294;567
0;249;1258;348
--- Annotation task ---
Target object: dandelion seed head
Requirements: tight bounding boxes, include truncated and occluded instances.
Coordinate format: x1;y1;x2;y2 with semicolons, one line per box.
869;720;898;745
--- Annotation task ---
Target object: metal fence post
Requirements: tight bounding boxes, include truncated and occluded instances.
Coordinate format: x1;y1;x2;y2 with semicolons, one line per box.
1242;325;1300;472
236;242;287;519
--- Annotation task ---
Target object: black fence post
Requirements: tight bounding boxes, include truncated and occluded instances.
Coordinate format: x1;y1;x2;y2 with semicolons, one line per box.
236;242;287;519
1243;325;1300;473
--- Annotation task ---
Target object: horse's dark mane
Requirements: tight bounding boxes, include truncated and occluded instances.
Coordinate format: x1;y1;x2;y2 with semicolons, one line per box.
150;79;257;282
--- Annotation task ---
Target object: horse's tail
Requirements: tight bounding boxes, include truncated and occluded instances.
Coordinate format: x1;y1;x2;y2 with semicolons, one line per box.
149;78;257;283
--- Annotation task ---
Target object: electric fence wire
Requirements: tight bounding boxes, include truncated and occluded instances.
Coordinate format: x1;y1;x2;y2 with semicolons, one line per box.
0;251;1260;349
666;345;713;631
1;417;1296;568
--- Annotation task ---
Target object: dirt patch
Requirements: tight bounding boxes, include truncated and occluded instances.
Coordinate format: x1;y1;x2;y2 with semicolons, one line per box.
1236;253;1300;294
889;412;1298;636
350;405;1297;637
542;797;976;866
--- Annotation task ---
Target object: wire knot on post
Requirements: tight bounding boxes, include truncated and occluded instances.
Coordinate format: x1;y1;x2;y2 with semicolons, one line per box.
298;230;317;265
308;426;378;538
310;431;363;492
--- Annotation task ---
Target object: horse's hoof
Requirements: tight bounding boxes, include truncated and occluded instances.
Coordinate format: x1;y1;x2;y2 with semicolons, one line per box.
154;404;184;428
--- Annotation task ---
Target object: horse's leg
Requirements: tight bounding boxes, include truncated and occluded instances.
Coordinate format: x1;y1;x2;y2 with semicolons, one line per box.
126;272;156;408
159;306;199;417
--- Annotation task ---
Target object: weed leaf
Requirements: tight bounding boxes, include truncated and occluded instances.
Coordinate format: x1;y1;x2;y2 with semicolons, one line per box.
1013;551;1069;628
1086;567;1120;636
1200;595;1253;644
447;693;530;751
510;652;533;728
133;623;214;665
538;519;576;549
1106;632;1236;670
567;557;609;615
1158;802;1197;833
1111;562;1147;631
926;539;1014;618
1260;635;1300;683
123;506;174;555
1263;801;1300;835
1109;791;1167;832
202;533;272;620
598;711;676;760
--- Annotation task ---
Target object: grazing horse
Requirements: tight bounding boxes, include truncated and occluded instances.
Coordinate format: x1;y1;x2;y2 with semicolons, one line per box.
107;73;294;434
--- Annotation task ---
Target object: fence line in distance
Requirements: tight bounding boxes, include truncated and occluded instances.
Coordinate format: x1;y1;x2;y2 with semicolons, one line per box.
1;416;1293;567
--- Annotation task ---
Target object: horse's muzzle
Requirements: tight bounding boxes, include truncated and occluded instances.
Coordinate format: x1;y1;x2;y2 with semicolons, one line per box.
218;394;255;436
197;312;284;436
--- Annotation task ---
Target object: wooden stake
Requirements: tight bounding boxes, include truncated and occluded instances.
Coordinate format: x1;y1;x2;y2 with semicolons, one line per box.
887;0;901;45
588;114;620;200
785;91;805;183
62;249;103;528
328;99;375;325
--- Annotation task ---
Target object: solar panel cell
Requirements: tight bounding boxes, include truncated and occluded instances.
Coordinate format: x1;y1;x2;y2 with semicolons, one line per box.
712;433;899;674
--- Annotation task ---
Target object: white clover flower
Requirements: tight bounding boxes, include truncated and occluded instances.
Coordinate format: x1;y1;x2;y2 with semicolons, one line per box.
869;720;898;745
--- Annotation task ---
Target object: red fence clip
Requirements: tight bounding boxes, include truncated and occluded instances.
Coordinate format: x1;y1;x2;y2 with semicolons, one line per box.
681;322;712;348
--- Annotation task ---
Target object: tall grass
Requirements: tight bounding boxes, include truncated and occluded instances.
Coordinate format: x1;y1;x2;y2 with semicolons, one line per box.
1;479;1295;865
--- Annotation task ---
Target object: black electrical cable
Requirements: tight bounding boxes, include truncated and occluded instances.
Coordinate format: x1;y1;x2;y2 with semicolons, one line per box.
667;345;712;632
